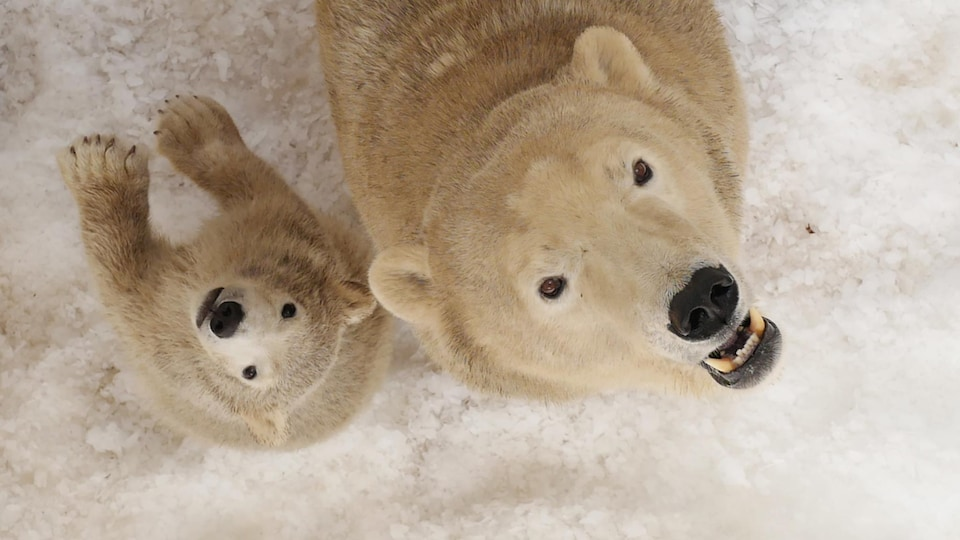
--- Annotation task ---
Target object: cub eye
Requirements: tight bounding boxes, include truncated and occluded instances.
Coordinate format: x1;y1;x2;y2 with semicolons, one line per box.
281;303;296;318
539;277;566;300
242;365;258;380
633;158;653;186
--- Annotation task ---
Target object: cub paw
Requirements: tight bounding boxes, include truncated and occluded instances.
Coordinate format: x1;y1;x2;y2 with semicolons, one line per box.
57;134;148;196
155;95;244;171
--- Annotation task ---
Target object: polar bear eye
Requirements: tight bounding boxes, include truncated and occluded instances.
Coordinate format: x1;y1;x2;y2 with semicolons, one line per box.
633;159;653;186
242;365;258;380
281;303;297;318
539;277;566;300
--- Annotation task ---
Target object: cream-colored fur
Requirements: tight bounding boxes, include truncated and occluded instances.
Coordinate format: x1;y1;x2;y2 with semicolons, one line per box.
316;1;769;399
57;96;392;449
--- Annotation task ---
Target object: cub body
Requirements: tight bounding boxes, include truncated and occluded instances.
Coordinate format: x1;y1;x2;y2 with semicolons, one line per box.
58;96;392;448
316;1;781;399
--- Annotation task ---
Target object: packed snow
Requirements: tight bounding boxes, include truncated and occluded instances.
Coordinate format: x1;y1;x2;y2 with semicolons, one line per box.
2;1;959;538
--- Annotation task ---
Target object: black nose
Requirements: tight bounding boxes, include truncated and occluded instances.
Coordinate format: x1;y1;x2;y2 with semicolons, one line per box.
668;266;739;341
210;301;244;338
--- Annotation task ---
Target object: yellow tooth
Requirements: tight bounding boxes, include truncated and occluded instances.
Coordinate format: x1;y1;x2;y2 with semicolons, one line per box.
704;358;737;373
749;307;766;336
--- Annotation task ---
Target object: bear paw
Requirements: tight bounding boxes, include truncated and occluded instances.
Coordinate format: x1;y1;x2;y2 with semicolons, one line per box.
57;134;148;196
155;95;244;173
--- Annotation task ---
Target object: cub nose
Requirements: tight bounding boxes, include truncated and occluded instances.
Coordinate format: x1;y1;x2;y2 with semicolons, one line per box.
210;301;244;338
668;266;739;341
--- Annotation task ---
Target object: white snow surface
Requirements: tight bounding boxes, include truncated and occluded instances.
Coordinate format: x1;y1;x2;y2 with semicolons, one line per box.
2;1;960;538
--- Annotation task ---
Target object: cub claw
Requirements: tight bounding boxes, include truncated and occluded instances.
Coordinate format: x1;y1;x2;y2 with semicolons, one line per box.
58;134;148;195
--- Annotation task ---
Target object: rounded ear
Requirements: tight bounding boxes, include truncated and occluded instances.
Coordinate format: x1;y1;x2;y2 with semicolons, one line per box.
368;244;439;326
566;26;659;94
337;280;378;326
242;409;289;447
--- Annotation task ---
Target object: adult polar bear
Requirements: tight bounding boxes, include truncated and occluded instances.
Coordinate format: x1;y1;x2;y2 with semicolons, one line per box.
315;0;782;399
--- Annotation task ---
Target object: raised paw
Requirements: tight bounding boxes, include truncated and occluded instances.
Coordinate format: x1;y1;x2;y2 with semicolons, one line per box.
57;134;148;197
155;95;244;172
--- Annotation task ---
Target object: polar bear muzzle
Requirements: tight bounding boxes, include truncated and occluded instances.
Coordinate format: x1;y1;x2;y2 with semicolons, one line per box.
210;301;244;338
701;308;782;389
668;267;781;389
667;266;739;341
196;287;246;339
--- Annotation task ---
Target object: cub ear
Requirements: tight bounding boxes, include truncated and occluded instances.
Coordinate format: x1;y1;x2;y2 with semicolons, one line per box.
368;243;439;326
242;409;289;448
336;279;379;326
566;26;659;94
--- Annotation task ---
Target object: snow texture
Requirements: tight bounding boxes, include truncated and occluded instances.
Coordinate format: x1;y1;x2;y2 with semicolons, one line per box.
2;1;959;538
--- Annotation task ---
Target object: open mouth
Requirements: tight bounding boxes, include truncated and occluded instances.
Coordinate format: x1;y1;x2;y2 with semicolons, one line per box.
196;287;224;328
700;307;782;389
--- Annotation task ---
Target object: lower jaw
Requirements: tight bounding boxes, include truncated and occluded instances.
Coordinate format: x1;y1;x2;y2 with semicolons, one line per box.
701;312;782;389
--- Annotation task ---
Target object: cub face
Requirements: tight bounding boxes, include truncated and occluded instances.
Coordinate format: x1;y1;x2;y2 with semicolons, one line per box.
191;250;376;401
369;27;781;398
194;283;316;390
181;204;378;449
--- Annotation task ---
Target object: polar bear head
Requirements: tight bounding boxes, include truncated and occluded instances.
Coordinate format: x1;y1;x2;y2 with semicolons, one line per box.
369;27;782;399
190;210;378;445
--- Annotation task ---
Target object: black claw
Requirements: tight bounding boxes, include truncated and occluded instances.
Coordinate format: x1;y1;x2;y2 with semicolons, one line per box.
164;99;169;104
95;134;101;144
129;145;137;155
69;146;76;155
192;95;198;99
175;94;180;98
153;130;160;135
83;136;89;144
158;109;164;114
105;138;115;151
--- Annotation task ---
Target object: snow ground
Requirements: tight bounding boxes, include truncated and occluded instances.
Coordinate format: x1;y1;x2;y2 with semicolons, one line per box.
1;1;959;538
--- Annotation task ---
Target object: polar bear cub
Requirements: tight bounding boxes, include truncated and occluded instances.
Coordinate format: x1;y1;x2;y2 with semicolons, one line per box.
57;96;392;449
